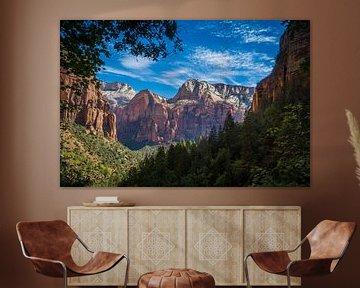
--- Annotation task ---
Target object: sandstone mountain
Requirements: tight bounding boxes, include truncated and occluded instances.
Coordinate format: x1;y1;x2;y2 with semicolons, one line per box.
115;79;254;149
60;76;256;149
60;72;117;140
171;79;254;122
252;21;310;112
100;81;136;108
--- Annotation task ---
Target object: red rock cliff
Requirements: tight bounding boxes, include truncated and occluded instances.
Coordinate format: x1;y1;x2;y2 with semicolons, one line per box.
252;21;310;112
60;72;117;140
115;80;251;148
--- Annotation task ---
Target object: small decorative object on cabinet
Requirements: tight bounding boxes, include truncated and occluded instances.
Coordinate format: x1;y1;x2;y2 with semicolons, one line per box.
16;220;129;288
244;220;356;288
68;206;301;286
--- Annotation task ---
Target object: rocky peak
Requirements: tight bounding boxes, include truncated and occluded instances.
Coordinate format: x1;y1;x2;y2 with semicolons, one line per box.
101;82;125;91
172;79;254;106
131;89;166;104
172;79;218;101
100;81;136;108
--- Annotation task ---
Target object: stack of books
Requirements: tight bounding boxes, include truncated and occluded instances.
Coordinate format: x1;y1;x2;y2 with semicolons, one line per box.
83;196;135;207
93;196;119;204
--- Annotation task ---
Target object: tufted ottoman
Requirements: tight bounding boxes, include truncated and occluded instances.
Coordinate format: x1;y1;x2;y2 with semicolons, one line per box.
138;268;215;288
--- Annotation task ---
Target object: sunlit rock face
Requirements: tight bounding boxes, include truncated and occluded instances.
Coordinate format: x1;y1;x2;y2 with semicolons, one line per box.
115;80;255;149
60;72;117;140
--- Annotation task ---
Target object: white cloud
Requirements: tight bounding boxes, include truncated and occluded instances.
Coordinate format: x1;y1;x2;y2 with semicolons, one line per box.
120;55;155;70
212;23;279;44
149;75;185;89
240;31;277;44
189;46;273;74
162;68;191;78
99;66;145;81
191;47;237;68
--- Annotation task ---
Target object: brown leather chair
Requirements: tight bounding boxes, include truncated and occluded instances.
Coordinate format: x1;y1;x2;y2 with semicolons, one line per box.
16;220;129;288
244;220;356;288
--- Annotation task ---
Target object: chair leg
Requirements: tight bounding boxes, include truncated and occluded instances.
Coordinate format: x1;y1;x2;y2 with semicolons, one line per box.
123;255;130;288
286;269;291;288
62;264;68;288
244;255;252;288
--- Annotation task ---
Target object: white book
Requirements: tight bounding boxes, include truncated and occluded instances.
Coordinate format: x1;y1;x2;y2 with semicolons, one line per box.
95;196;118;202
93;200;119;204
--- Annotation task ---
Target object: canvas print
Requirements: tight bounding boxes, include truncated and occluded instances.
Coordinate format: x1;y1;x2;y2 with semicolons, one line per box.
60;20;310;187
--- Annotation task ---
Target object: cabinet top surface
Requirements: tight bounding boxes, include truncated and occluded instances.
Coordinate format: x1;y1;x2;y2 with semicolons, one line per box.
68;205;301;210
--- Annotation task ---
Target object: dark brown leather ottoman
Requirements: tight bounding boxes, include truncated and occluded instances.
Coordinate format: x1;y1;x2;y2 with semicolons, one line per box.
138;268;215;288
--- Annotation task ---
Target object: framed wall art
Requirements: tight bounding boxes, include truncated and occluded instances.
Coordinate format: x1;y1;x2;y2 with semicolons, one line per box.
60;20;310;187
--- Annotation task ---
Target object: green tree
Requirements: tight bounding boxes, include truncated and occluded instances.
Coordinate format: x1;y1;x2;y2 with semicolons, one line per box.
271;104;310;186
61;20;182;79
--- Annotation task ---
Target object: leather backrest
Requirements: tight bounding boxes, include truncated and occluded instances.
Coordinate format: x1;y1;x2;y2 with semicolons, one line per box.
307;220;356;260
16;220;77;261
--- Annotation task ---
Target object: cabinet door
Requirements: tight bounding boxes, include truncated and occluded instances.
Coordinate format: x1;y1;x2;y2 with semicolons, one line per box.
243;209;301;286
187;209;243;285
68;208;127;286
128;209;186;284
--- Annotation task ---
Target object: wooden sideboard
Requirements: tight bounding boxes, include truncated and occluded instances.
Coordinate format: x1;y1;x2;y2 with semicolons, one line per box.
67;206;301;286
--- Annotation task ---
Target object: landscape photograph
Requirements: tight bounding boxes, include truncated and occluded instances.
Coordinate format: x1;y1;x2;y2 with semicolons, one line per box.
60;20;310;187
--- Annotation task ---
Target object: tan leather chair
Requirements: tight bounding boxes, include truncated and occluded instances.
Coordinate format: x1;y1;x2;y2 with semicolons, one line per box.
16;220;129;288
244;220;356;288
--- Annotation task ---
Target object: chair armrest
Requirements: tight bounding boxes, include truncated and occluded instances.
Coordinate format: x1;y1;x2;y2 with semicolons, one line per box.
26;255;65;266
287;258;336;277
25;255;67;277
247;250;290;258
245;237;305;259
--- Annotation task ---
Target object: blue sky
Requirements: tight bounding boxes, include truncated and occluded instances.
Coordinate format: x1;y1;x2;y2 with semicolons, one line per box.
97;20;285;98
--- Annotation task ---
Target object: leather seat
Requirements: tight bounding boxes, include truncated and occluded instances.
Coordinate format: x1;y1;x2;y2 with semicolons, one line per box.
16;220;129;287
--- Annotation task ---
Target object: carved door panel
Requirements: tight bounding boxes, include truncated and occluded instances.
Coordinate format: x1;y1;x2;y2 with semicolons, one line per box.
68;208;128;286
243;209;301;286
128;209;186;284
187;209;243;285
